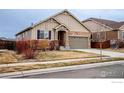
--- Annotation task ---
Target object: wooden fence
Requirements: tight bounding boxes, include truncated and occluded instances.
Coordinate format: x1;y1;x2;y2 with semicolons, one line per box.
0;40;16;50
91;40;110;49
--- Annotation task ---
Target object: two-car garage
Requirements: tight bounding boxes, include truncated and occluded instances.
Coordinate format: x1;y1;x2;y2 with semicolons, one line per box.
69;36;89;49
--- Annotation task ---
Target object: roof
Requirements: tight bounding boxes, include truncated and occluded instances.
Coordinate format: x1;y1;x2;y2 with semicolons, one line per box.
0;37;15;41
82;17;124;30
32;9;90;31
16;9;90;36
109;21;124;29
16;26;33;36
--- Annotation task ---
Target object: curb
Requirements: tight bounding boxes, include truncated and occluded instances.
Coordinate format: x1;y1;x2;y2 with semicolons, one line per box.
0;57;110;68
0;60;124;78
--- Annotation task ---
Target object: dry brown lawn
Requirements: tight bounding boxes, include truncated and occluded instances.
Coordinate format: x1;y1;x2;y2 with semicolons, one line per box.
35;50;100;61
0;50;100;64
0;57;124;74
0;50;18;64
105;48;124;53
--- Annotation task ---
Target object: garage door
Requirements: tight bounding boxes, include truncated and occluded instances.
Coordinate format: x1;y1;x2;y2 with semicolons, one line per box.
69;37;88;49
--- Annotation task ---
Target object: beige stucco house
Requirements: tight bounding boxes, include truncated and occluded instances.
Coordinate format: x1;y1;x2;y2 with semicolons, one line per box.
16;10;91;49
82;18;124;48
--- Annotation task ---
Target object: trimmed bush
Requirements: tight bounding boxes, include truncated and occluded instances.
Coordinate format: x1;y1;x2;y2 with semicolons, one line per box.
49;40;59;50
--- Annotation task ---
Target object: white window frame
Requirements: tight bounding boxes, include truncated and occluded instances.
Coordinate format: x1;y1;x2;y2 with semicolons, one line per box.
122;31;124;40
37;30;49;39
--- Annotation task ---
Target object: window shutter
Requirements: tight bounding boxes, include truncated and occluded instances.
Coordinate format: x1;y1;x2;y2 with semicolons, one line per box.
49;31;51;40
37;30;40;39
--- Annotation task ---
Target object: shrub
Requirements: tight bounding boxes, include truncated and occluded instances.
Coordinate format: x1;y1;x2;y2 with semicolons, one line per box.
49;41;54;50
16;40;59;59
49;40;59;50
23;48;35;59
54;40;59;50
37;40;50;51
118;41;124;48
30;40;38;51
16;41;27;54
16;40;37;59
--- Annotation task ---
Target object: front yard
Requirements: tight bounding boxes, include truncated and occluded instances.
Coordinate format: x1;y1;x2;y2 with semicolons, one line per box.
0;50;100;64
35;50;101;61
1;49;124;74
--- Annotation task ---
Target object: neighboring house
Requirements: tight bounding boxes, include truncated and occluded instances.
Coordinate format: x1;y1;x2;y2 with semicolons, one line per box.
0;37;15;50
82;18;124;48
16;10;91;49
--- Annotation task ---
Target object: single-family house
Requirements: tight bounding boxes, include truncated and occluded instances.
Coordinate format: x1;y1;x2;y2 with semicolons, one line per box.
82;18;124;48
16;10;91;49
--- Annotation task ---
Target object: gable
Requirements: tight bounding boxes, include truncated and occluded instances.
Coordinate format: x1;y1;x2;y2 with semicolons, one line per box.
16;10;90;38
54;24;69;31
83;20;111;32
33;18;60;31
119;25;124;30
53;11;89;32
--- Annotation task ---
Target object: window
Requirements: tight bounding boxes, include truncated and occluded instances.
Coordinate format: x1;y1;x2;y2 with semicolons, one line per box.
97;33;100;39
37;30;51;39
122;32;124;40
44;31;49;39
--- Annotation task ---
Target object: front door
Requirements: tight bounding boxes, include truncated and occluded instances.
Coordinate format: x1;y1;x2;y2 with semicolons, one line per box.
58;31;65;46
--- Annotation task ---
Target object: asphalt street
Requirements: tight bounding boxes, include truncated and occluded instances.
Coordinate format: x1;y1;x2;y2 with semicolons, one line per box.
20;62;124;78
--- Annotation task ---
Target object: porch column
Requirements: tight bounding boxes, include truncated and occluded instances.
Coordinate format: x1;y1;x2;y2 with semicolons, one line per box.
54;31;58;40
88;37;91;48
65;31;70;49
53;30;58;40
51;30;55;40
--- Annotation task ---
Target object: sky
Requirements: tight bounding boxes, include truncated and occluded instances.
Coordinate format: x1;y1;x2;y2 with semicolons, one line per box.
0;9;124;38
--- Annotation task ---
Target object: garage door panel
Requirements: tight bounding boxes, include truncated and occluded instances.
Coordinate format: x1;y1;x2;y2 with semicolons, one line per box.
69;37;88;49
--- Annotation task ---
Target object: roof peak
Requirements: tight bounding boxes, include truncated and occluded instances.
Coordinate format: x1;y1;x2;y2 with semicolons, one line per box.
16;9;90;36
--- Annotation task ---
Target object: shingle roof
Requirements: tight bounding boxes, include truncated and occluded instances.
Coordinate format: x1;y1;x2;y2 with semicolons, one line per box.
16;9;90;36
109;21;124;29
82;17;124;30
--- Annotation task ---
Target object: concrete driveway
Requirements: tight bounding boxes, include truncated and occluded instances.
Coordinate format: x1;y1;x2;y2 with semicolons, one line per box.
73;49;124;57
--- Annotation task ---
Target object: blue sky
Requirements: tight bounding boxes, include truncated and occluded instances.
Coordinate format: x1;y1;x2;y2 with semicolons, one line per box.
0;9;124;38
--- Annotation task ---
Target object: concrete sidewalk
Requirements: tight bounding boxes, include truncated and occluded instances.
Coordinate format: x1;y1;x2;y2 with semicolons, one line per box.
73;49;124;57
0;57;109;68
0;60;124;78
